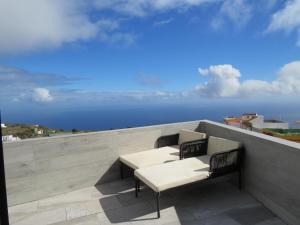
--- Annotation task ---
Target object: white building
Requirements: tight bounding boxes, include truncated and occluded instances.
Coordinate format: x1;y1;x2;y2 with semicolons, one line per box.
2;135;21;142
34;127;44;135
250;115;289;131
37;130;44;135
1;123;6;128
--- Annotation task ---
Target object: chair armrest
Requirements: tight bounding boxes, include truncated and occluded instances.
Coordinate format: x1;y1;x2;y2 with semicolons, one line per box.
209;147;243;177
156;133;179;148
180;138;208;159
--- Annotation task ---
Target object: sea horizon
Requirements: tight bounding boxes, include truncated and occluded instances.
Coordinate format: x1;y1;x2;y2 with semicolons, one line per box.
3;102;300;131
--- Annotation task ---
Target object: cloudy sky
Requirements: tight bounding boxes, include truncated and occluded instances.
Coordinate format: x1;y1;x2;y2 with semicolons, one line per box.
1;0;300;116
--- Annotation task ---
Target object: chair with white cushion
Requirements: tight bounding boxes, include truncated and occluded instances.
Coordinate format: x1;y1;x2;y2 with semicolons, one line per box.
134;136;243;218
119;129;207;178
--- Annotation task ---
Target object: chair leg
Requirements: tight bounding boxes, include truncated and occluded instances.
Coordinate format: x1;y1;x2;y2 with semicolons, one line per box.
138;180;141;192
135;178;139;198
238;169;242;190
120;161;124;179
156;192;160;218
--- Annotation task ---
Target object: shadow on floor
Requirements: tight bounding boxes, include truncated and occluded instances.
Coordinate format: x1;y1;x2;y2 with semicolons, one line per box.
98;187;195;224
95;160;134;195
97;178;281;225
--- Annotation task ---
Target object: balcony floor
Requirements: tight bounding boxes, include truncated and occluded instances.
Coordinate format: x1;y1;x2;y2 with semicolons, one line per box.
9;178;286;225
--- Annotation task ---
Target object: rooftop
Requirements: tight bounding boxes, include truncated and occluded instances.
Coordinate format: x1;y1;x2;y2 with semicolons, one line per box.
3;120;300;225
8;178;285;225
264;120;285;123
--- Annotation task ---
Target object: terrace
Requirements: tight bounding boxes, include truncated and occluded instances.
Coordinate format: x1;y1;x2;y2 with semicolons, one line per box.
2;120;300;225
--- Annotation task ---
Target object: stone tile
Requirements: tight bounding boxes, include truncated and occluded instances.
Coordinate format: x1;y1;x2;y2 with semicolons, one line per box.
8;201;38;224
51;213;101;225
8;180;287;225
256;218;286;225
116;188;154;207
11;207;66;225
102;201;156;223
193;213;241;225
95;178;134;195
226;205;276;225
38;186;103;211
66;196;122;220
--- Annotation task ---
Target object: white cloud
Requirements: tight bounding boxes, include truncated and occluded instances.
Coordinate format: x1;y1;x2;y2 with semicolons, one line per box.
0;0;258;54
93;0;218;17
221;0;252;27
0;0;99;54
33;88;54;103
197;64;241;97
196;61;300;98
0;65;183;104
0;65;73;103
210;17;225;31
267;0;300;46
0;1;136;54
212;0;252;30
53;90;185;104
240;80;272;96
271;60;300;94
153;18;174;27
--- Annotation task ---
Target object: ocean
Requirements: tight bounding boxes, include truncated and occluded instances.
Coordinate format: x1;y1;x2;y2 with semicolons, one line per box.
3;102;300;131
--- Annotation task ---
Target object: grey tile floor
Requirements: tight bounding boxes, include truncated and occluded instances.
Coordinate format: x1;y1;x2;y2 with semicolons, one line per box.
9;178;286;225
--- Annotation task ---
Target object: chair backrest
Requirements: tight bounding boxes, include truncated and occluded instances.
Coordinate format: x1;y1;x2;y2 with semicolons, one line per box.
178;129;206;145
207;136;241;155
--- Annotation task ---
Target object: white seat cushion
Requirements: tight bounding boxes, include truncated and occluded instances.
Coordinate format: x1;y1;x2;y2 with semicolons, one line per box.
135;155;210;192
178;129;206;145
119;145;179;170
207;136;241;156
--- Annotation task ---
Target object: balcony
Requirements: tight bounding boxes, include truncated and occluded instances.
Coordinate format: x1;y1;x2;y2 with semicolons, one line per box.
3;120;300;225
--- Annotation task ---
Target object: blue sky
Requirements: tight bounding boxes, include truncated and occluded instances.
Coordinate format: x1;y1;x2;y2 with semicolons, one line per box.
1;0;300;119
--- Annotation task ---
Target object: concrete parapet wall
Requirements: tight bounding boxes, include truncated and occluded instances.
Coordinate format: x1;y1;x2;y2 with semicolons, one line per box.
4;119;300;225
3;121;201;206
199;120;300;225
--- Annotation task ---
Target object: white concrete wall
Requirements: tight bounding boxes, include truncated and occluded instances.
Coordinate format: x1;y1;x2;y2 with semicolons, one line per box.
3;121;202;206
4;119;300;225
263;122;289;129
199;120;300;225
250;115;289;129
249;115;264;128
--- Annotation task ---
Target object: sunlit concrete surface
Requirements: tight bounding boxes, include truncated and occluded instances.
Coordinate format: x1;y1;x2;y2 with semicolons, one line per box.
9;178;285;225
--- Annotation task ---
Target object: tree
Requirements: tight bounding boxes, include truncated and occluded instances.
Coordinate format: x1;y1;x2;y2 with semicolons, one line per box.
72;129;80;133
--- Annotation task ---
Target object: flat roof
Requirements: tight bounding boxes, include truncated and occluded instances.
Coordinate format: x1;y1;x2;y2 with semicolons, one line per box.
264;119;285;123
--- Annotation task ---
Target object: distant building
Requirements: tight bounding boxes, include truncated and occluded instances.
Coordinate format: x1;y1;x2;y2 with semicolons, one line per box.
241;113;258;121
2;135;21;142
250;115;289;132
224;117;241;128
34;126;44;135
224;113;289;132
1;123;6;128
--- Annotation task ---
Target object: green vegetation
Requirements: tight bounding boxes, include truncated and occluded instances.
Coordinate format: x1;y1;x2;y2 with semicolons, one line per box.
263;128;300;136
1;123;90;140
2;124;36;139
2;124;64;139
71;128;80;133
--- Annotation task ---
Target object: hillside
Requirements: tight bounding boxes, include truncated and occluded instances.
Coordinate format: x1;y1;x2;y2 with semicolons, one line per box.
2;124;63;139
